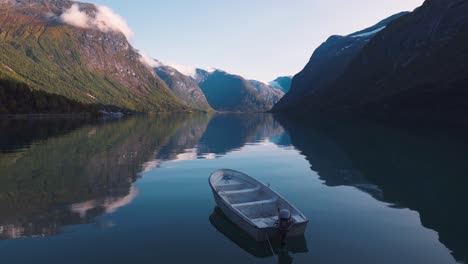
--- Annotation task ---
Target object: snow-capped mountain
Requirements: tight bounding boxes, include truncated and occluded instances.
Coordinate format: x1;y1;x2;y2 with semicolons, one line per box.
273;12;408;111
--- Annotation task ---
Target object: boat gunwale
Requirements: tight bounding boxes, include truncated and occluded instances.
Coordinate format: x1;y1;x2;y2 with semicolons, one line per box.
208;169;308;230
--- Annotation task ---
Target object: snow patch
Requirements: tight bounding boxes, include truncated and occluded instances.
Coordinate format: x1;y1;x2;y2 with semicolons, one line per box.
350;26;386;38
336;44;353;55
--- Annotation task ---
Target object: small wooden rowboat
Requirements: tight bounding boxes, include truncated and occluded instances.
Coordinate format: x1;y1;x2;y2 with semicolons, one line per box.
209;169;308;241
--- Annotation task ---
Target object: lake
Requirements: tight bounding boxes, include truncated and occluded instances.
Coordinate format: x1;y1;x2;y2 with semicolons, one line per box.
0;113;466;264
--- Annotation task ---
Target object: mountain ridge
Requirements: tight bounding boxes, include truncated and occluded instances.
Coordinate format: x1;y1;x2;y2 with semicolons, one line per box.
273;12;409;111
0;0;186;113
286;0;468;124
193;69;284;112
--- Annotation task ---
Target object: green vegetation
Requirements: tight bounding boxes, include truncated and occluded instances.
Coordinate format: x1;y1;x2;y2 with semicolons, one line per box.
0;11;186;113
0;78;97;114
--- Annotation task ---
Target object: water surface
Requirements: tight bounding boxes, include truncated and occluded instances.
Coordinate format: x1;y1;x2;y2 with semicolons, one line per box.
0;114;466;263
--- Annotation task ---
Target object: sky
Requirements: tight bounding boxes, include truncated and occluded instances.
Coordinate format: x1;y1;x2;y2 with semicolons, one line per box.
89;0;425;82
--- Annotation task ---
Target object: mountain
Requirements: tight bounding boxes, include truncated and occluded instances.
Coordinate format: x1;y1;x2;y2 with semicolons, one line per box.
194;69;284;112
248;80;285;107
0;0;185;113
272;12;408;111
269;76;292;93
279;0;468;124
153;63;213;111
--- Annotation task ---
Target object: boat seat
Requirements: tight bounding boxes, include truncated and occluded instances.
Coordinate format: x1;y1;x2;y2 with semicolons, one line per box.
292;215;305;223
232;197;278;208
215;182;244;191
221;185;261;195
251;216;278;228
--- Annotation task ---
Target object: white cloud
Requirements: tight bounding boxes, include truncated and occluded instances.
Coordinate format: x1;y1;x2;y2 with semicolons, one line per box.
93;5;134;39
60;4;89;28
60;4;134;39
164;62;197;77
138;53;199;77
138;53;219;78
139;52;162;68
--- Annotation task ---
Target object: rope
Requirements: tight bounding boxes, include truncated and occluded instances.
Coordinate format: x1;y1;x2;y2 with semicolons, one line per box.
265;230;279;263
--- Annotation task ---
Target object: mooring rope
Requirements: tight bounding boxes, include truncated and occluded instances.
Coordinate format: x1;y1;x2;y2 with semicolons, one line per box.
265;231;279;263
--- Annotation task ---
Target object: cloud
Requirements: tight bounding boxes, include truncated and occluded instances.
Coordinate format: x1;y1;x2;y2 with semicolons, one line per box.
139;52;162;68
60;4;134;39
138;53;199;77
93;5;134;39
164;62;197;77
138;53;220;78
60;4;89;28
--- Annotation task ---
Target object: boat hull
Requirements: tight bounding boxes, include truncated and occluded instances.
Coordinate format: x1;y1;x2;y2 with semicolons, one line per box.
211;188;308;241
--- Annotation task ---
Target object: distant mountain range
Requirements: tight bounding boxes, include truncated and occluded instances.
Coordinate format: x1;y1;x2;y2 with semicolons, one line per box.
193;69;284;112
153;63;213;111
274;0;468;124
3;0;462;120
0;0;186;113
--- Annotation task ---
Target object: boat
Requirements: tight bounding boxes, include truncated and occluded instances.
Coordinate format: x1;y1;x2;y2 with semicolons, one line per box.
208;169;308;241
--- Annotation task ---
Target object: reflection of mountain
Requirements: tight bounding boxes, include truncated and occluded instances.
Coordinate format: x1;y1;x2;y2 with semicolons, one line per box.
154;113;213;161
0;114;194;239
198;114;286;156
0;113;290;240
209;207;308;261
277;116;468;263
0;118;97;154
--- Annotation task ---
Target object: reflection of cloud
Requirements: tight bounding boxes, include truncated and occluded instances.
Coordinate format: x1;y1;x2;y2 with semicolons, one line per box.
142;160;161;172
202;153;217;160
70;200;96;218
70;186;139;217
174;148;197;162
104;186;139;214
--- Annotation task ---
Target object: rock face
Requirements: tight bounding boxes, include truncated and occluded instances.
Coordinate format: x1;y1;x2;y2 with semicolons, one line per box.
248;80;285;108
269;76;292;93
0;0;185;112
154;64;213;111
277;0;468;123
194;69;284;112
272;12;408;111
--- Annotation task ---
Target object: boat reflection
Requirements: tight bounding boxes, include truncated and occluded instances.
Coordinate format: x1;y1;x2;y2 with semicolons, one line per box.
209;207;308;262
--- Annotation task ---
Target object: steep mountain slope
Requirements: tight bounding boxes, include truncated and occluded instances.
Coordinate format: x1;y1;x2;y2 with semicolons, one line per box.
269;76;292;93
288;0;468;123
153;64;213;111
273;12;408;111
0;0;185;113
194;69;284;112
248;80;284;107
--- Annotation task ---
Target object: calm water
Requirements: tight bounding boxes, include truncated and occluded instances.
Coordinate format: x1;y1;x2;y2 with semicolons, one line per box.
0;114;466;264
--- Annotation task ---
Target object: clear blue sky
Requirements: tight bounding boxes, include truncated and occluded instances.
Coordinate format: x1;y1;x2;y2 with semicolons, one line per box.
90;0;424;82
